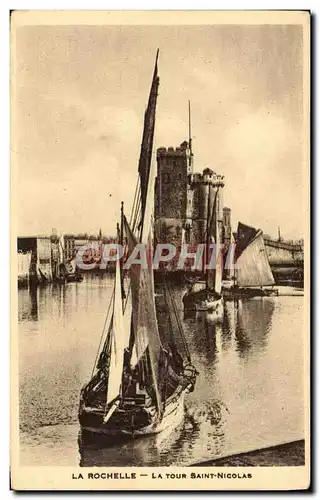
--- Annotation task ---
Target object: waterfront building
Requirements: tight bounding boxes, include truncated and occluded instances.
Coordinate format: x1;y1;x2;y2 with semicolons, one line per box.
17;236;56;285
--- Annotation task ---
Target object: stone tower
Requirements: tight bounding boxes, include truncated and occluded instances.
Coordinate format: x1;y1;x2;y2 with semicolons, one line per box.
154;140;193;246
190;169;225;245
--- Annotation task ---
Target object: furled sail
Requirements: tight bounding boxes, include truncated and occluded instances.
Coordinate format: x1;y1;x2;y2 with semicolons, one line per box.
106;257;126;405
123;216;163;413
235;223;275;287
138;49;159;226
207;187;223;295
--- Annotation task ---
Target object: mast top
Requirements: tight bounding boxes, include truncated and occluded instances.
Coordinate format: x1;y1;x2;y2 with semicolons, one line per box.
278;226;281;241
153;49;159;77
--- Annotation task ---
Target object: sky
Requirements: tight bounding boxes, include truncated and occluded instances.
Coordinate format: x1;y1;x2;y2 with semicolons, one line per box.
14;23;306;240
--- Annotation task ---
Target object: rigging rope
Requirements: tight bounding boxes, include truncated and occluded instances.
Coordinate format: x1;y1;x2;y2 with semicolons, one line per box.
132;195;141;234
129;177;140;227
162;282;176;347
153;219;192;363
91;286;115;378
166;276;191;363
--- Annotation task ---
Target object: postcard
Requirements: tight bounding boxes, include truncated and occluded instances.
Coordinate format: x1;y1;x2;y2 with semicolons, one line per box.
11;10;310;491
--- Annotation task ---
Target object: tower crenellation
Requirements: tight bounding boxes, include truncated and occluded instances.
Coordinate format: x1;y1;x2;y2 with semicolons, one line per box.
154;140;226;248
154;140;193;246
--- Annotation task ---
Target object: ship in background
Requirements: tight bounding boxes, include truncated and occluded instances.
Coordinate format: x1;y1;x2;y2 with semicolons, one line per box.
152;103;303;288
222;222;279;299
182;185;224;315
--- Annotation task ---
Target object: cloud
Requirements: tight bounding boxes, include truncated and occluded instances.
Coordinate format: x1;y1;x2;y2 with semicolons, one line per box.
220;108;303;238
14;24;304;240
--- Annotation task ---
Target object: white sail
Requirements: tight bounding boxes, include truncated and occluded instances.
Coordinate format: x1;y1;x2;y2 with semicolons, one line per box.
124;220;162;364
181;227;186;247
106;258;126;405
214;222;223;295
123;154;163;412
207;188;222;295
236;230;275;287
65;257;76;275
59;235;65;264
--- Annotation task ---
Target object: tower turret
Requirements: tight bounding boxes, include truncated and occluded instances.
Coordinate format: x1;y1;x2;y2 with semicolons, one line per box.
190;169;225;244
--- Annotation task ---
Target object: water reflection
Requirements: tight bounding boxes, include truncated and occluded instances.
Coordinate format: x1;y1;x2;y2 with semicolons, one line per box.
78;399;228;467
18;277;304;467
235;299;275;360
187;298;275;363
221;302;234;352
18;287;38;322
19;275;112;325
192;312;220;367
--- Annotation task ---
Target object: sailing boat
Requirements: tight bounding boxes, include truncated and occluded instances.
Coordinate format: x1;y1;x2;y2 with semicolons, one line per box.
222;222;278;299
55;235;83;283
78;51;197;438
183;186;224;315
64;256;83;283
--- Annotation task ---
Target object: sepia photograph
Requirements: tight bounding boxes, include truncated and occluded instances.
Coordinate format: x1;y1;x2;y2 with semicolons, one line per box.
10;10;310;490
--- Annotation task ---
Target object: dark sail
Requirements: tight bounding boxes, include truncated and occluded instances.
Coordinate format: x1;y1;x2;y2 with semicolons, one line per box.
236;222;258;258
138;50;160;230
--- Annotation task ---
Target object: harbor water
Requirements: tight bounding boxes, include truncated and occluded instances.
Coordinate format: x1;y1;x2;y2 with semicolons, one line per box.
18;274;305;466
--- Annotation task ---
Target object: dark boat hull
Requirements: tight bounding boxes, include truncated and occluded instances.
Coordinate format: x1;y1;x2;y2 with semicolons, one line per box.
183;288;223;312
79;385;190;437
66;274;83;283
183;288;207;312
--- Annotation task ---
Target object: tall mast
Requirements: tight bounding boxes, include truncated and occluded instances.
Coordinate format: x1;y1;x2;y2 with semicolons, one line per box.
206;188;219;291
119;201;126;303
138;49;160;240
206;185;211;288
188;100;192;155
120;201;124;247
188;100;194;170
